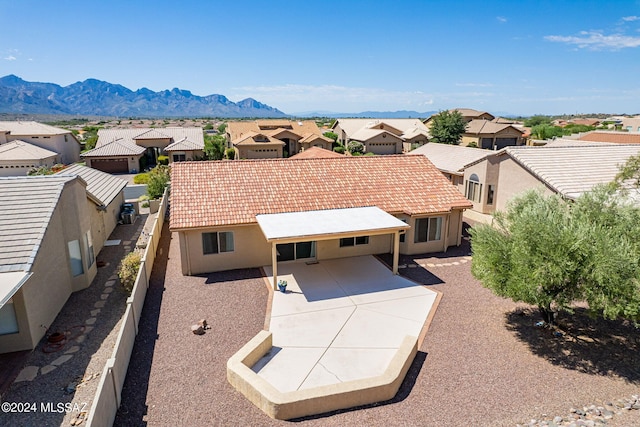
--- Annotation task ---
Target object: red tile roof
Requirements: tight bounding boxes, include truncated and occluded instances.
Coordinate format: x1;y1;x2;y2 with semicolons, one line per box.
577;131;640;144
289;147;343;159
170;155;473;230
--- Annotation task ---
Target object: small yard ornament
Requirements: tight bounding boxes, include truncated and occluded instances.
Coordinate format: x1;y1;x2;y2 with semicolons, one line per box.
277;280;287;293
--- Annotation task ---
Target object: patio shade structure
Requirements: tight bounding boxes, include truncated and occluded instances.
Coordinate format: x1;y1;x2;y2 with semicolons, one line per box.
256;206;410;290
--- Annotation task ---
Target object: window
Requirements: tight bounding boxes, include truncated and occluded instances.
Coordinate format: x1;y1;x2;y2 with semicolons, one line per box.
465;174;482;203
399;218;408;243
84;231;95;268
487;185;495;205
276;241;316;261
202;232;234;255
414;217;442;243
173;154;186;162
68;240;84;276
339;236;369;247
0;299;19;335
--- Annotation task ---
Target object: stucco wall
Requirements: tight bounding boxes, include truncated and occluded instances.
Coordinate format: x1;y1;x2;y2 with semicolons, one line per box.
0;156;58;176
9;134;80;164
495;157;553;212
364;135;403;155
237;146;283;160
316;234;391;261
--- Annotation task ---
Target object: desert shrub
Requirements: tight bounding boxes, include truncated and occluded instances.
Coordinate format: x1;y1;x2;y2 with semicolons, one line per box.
134;172;150;184
157;155;169;165
147;165;170;199
225;148;236;160
118;251;141;293
346;140;365;155
333;146;345;154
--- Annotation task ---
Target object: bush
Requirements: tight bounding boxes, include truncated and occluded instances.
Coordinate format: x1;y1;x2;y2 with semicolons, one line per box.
133;173;150;184
147;165;170;199
333;146;345;154
225;148;236;160
346;140;365;155
157;155;169;165
118;251;141;293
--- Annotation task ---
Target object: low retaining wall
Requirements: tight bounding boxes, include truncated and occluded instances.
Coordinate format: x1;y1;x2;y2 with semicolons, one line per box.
86;187;169;427
227;331;418;420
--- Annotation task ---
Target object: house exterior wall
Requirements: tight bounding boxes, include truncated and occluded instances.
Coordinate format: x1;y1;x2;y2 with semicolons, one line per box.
168;150;204;163
178;210;466;275
8;134;80;164
0;179;96;352
237;146;283;160
461;128;524;149
88;191;124;256
494;157;553;212
462;156;501;214
85;156;142;173
300;140;331;152
135;138;171;149
402;136;428;153
0;156;59;176
363;135;403;155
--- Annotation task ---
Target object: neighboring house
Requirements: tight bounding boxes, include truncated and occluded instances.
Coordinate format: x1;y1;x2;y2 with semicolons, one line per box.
226;120;332;159
461;144;640;215
0;121;81;165
289;146;344;159
410;143;492;189
462;119;525;149
423;108;495;128
170;155;472;276
0;176;97;353
331;119;429;154
0;140;60;176
574;131;640;144
619;117;640;133
82;127;204;173
55;164;127;256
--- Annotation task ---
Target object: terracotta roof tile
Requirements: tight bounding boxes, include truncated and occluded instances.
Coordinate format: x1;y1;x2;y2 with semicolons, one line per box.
577;131;640;144
170;155;472;230
289;147;343;159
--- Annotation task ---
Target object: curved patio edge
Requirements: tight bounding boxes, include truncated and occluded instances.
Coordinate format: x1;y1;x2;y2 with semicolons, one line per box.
226;330;418;420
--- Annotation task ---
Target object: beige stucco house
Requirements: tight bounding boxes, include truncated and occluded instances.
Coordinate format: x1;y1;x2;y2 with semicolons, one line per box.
423;108;495;128
460;144;640;215
226;120;332;159
0;121;81;165
0;176;97;353
461;119;525;149
170;155;472;279
331;119;429;154
82;127;204;173
0;140;60;176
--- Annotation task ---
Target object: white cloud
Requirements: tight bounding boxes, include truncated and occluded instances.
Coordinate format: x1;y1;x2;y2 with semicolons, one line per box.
496;16;507;23
229;84;436;113
4;55;16;61
622;16;640;22
545;31;640;50
455;82;494;87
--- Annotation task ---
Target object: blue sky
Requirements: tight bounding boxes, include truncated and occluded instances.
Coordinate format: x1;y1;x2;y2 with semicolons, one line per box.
1;0;639;116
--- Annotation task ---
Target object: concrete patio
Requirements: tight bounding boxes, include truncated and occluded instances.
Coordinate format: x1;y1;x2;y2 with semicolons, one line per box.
257;255;438;393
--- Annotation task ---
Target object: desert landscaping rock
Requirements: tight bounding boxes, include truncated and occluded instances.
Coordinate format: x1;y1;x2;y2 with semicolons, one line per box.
85;317;97;325
90;309;100;317
94;300;105;308
15;366;39;382
65;346;80;354
51;355;73;366
40;365;57;375
105;280;116;287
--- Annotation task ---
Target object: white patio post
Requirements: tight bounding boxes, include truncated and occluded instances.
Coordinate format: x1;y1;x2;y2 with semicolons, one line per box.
272;242;278;291
393;230;400;275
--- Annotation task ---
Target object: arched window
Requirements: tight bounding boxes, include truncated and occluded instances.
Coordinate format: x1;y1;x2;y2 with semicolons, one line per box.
465;174;482;203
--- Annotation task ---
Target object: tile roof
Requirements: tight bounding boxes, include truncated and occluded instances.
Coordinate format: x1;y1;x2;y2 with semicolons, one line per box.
55;164;127;207
577;131;640;144
165;137;204;151
0;175;79;272
234;132;285;146
298;133;333;144
504;145;640;199
0;140;59;161
95;127;204;151
411;142;492;175
227;120;324;144
465;119;524;135
349;128;403;142
81;138;146;157
0;121;72;136
170;155;473;230
333;119;429;138
289;147;343;159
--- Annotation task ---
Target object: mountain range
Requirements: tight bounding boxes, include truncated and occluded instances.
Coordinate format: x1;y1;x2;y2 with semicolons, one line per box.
0;75;286;118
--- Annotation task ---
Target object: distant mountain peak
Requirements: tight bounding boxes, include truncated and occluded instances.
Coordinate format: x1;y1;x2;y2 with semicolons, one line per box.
0;75;287;118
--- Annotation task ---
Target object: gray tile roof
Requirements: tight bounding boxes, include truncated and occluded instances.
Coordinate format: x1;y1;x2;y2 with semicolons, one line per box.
0;121;73;136
0;175;78;273
96;127;204;148
465;119;523;135
165;137;204;151
0;140;59;160
81;138;146;157
56;164;127;207
333;119;429;137
505;145;640;199
410;143;492;175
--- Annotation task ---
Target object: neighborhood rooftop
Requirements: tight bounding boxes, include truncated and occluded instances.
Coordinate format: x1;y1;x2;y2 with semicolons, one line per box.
411;143;492;175
505;145;640;199
0;140;58;160
170;155;472;230
0;121;73;135
55;164;127;207
576;131;640;144
0;175;79;273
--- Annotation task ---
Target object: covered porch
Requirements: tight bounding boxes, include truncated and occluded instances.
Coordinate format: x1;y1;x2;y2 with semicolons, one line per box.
256;207;410;291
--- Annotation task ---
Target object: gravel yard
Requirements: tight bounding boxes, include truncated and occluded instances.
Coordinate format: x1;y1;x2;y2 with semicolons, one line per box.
115;224;640;427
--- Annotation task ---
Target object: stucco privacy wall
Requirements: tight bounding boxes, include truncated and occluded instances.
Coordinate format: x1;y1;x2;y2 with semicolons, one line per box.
178;210;464;275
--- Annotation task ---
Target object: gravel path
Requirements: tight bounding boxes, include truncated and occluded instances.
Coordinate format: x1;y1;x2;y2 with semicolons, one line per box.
115;224;639;427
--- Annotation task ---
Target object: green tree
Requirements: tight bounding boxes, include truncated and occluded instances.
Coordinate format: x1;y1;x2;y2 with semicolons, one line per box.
346;140;365;155
146;165;170;199
530;124;565;140
217;123;227;134
428;110;466;145
470;188;640;325
204;134;225;160
225;148;236;160
523;115;552;127
118;251;141;293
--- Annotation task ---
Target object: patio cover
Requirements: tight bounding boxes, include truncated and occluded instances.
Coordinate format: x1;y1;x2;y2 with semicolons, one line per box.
0;271;31;309
256;207;409;290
